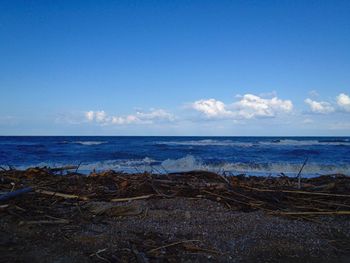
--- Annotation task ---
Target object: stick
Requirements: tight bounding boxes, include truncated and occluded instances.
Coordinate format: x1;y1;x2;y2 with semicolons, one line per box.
297;157;308;189
110;194;153;202
75;162;83;173
21;219;70;225
0;187;33;202
50;165;79;172
148;240;200;253
0;204;9;210
272;211;350;216
242;186;350;198
36;189;89;200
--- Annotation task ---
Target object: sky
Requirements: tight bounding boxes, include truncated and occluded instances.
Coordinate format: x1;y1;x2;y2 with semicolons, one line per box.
0;0;349;136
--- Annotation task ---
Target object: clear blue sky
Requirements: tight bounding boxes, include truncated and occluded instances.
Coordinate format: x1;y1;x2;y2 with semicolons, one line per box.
0;0;349;135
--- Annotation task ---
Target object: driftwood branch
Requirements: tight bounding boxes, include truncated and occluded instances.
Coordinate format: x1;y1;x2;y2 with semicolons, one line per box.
0;187;33;202
35;189;89;200
110;194;154;202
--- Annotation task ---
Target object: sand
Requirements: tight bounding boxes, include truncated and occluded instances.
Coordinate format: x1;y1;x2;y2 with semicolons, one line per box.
1;197;350;263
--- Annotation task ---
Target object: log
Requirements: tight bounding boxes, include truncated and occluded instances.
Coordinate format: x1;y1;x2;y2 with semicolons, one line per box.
50;166;79;172
35;189;89;200
242;186;350;198
273;211;350;216
0;187;33;202
110;194;153;202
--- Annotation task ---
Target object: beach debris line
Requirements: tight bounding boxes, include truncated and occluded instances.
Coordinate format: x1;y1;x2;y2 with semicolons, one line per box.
0;167;349;219
1;167;350;261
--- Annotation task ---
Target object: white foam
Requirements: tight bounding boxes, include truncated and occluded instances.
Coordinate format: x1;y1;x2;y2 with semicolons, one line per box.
14;155;350;176
158;139;350;147
73;141;107;146
161;155;206;171
157;155;350;175
157;139;253;147
260;139;350;146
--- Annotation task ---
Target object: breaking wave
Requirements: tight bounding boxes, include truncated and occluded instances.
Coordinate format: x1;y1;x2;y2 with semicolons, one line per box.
72;141;108;146
158;155;350;176
262;139;350;146
157;139;254;147
158;139;350;147
18;155;350;177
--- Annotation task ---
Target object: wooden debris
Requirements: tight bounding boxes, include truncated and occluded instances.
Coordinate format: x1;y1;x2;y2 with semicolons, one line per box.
20;219;70;225
0;167;349;224
0;187;33;202
35;189;89;200
111;194;154;202
148;240;201;253
273;211;350;216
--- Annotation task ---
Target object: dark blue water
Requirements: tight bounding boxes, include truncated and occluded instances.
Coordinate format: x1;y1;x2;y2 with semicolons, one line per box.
0;136;349;176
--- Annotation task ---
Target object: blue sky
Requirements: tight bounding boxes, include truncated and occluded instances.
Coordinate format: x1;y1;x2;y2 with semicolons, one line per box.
0;0;349;135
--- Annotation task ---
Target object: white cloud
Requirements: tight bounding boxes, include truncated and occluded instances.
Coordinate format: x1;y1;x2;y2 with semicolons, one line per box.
85;109;174;125
336;93;350;112
234;94;293;119
192;99;233;118
95;111;108;123
191;94;293;119
85;111;94;121
304;98;334;114
135;109;175;121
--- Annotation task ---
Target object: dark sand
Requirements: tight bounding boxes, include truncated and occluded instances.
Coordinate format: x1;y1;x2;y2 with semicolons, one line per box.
1;169;350;262
1;197;350;263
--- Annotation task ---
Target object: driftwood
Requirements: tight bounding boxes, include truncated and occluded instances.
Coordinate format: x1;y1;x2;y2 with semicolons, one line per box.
0;167;349;222
110;194;154;202
35;189;89;200
20;219;70;225
0;187;33;202
50;165;79;172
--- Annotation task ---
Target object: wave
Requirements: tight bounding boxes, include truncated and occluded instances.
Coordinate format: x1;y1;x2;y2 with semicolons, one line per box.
156;139;254;147
14;155;350;176
73;141;108;146
259;139;350;146
318;138;350;143
157;139;350;147
159;155;350;175
248;139;350;146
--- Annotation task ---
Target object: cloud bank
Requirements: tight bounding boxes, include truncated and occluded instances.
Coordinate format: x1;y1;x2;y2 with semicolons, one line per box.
192;99;233;118
337;93;350;112
79;92;349;132
304;93;350;114
304;98;334;114
191;94;293;119
85;109;174;125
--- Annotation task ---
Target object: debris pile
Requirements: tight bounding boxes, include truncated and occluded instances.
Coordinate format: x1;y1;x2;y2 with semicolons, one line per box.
1;167;350;262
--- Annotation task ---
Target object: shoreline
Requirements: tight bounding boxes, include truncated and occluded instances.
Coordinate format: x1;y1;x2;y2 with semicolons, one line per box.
1;168;350;262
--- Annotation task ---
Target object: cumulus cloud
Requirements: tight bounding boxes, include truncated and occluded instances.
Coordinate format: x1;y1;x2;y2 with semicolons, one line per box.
304;98;334;114
235;94;293;119
85;111;94;121
85;109;174;125
336;93;350;112
191;94;293;119
192;99;233;118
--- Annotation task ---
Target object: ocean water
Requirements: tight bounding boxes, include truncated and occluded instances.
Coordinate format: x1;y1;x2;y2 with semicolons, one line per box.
0;136;350;177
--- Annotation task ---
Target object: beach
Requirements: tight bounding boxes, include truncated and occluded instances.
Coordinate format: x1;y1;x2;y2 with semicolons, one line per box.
2;1;350;262
1;168;350;262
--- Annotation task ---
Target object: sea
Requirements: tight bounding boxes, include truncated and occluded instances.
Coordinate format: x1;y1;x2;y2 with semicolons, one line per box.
0;136;349;177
